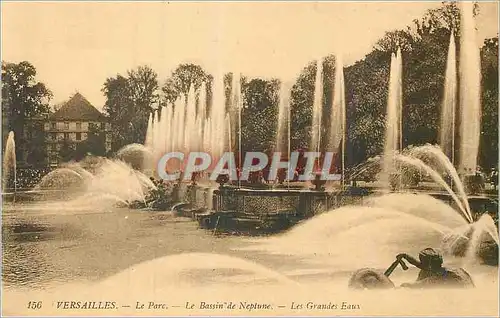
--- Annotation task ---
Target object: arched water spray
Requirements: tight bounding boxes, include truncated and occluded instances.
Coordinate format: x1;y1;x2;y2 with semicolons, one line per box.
396;154;473;223
409;144;471;219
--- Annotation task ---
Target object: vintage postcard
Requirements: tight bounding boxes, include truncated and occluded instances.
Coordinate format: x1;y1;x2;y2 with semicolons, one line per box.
1;0;499;316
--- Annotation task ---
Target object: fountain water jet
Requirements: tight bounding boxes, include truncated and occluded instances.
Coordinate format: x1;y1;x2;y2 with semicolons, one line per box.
458;1;482;174
2;131;17;193
328;54;346;185
381;50;403;188
276;81;292;157
310;58;324;157
440;32;458;162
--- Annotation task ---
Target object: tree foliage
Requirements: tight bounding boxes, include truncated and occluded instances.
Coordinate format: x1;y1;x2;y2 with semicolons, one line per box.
1;61;52;160
102;65;159;151
240;78;280;154
161;64;209;105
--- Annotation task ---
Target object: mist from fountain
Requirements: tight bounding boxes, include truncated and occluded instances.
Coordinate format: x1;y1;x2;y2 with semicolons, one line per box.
440;32;457;161
458;1;482;174
2;131;17;192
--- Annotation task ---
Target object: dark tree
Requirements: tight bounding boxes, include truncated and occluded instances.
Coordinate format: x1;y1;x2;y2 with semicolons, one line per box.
2;61;52;160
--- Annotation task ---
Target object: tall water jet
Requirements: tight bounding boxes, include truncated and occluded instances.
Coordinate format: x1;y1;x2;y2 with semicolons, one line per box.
171;103;179;152
381;50;403;187
185;85;197;152
275;81;292;156
176;97;186;153
203;118;212;155
209;72;226;161
310;58;324;158
225;113;233;168
145;113;154;151
152;109;160;164
164;105;173;153
198;82;207;151
440;32;458;162
328;54;346;183
458;1;481;174
232;73;242;174
2;131;17;193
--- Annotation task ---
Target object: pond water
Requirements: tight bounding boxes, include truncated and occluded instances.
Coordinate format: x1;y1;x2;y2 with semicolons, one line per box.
2;199;498;316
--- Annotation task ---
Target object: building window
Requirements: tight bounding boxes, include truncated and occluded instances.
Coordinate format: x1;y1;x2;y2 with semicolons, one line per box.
76;132;81;140
64;133;69;140
89;122;96;131
76;122;82;130
51;144;57;151
51;122;56;129
64;122;69;130
100;122;106;130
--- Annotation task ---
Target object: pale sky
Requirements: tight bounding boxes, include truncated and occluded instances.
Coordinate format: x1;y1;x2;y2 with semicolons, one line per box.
2;1;498;109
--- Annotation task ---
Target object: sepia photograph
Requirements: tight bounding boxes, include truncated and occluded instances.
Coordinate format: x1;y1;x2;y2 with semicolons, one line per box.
1;0;499;316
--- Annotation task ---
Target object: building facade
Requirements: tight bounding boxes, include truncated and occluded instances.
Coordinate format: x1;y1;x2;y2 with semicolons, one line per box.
44;93;112;167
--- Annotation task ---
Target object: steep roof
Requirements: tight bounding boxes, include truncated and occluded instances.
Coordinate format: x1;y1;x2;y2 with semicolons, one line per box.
49;93;106;121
